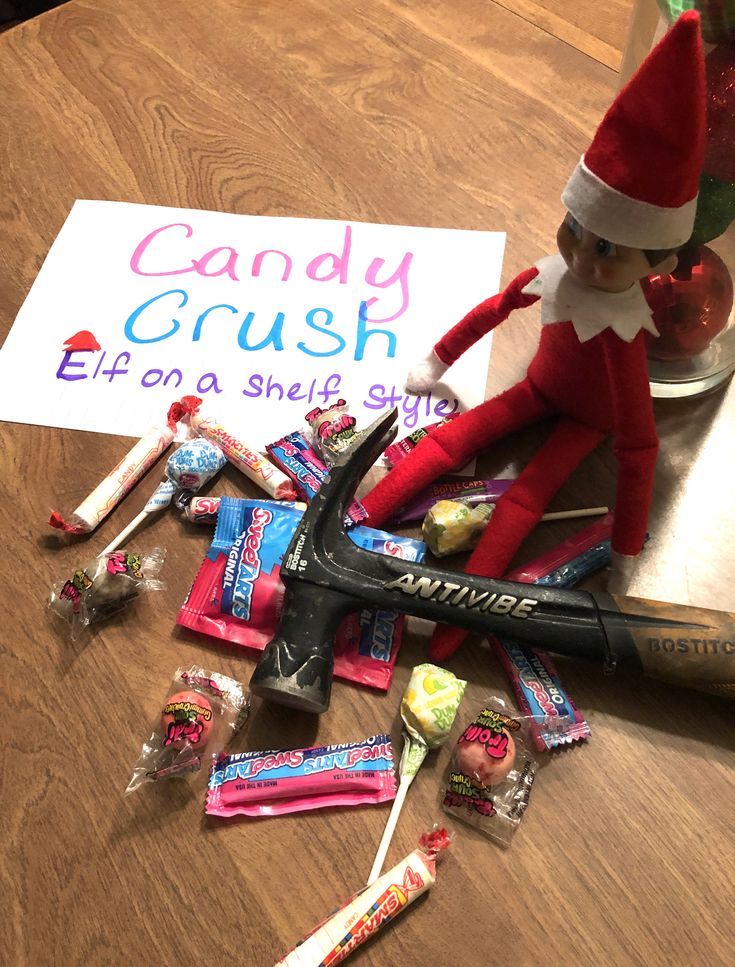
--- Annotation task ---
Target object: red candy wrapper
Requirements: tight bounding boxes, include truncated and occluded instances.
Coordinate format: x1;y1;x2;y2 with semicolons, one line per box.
206;734;396;818
178;497;427;691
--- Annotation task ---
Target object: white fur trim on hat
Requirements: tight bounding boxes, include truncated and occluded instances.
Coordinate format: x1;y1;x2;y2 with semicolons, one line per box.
561;158;697;250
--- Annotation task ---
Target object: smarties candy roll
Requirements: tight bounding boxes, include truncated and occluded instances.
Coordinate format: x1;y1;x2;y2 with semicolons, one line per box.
48;423;175;534
275;829;451;966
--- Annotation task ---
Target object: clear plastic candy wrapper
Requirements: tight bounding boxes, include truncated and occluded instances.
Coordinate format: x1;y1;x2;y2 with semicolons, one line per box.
441;696;559;847
48;548;166;638
126;665;249;793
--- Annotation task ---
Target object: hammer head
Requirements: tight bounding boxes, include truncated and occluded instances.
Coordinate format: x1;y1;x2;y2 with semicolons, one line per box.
248;409;399;713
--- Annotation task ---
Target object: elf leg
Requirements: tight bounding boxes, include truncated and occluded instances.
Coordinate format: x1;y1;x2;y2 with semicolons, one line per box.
361;377;555;528
430;417;606;661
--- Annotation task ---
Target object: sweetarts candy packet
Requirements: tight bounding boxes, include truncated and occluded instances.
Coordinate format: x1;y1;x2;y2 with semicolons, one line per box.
178;497;427;690
206;734;396;818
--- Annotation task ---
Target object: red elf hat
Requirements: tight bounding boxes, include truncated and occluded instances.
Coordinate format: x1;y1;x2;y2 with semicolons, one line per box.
562;10;705;250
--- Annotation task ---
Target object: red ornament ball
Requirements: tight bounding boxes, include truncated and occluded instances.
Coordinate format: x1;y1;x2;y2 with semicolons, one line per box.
645;246;733;362
456;724;516;787
160;690;214;749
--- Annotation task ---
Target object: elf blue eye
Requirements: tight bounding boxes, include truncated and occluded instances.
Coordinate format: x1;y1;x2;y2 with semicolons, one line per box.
596;238;617;257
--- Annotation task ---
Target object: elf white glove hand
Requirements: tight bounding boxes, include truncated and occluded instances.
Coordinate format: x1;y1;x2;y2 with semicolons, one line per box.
405;349;449;394
607;551;639;595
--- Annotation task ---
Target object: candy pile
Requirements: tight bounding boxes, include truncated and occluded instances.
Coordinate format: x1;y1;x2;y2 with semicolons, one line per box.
45;395;611;966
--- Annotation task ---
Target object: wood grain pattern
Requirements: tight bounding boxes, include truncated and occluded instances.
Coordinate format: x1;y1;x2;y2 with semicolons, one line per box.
1;2;734;966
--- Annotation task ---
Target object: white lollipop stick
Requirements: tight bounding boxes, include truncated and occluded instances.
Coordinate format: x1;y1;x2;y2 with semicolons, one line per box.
541;505;608;522
98;481;174;555
367;735;427;886
98;438;226;556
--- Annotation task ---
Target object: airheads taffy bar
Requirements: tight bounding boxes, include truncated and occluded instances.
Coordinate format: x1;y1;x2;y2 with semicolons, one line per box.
206;735;396;817
178;497;426;690
488;515;617;750
266;430;366;525
275;828;451;966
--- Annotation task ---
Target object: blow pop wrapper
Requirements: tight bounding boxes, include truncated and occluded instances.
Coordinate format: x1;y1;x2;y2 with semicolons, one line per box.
178;496;426;691
144;437;226;513
276;828;451;966
442;697;539;847
422;500;494;556
206;734;396;818
48;420;176;534
100;438;228;555
126;665;249;793
48;548;166;638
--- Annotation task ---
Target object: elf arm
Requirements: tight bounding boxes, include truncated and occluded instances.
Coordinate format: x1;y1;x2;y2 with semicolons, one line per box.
406;266;541;392
601;329;659;592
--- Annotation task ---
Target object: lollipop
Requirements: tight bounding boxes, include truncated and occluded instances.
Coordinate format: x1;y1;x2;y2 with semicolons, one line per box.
366;663;465;885
99;438;226;554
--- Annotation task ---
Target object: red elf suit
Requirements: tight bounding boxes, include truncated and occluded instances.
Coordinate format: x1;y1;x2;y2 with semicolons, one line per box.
360;12;706;662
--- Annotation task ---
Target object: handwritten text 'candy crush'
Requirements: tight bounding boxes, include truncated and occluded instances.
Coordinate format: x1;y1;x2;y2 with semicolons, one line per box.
55;219;462;425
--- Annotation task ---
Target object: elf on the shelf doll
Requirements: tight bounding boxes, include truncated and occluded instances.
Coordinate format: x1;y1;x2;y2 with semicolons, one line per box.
361;12;706;663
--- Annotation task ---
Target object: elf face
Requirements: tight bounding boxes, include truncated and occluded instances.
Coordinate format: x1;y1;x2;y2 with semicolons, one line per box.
557;213;659;293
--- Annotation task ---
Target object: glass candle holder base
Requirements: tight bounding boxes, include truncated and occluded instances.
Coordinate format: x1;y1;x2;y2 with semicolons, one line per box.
648;325;735;398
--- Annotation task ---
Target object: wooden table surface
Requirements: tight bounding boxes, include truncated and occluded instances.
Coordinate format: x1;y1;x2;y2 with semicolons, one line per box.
1;2;734;965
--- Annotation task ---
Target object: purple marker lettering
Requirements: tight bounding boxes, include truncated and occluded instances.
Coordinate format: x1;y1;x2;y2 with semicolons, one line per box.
100;352;130;382
197;372;222;394
242;374;263;398
56;352;88;382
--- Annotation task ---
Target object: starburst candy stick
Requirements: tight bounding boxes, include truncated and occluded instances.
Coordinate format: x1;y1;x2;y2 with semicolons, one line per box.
366;663;465;885
99;438;226;555
276;828;451;967
179;395;297;500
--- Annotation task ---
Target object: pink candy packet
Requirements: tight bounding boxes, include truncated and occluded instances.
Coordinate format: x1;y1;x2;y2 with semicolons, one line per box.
178;497;427;691
206;734;396;817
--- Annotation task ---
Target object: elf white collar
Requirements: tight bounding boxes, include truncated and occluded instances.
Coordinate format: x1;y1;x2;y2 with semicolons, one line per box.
521;253;659;343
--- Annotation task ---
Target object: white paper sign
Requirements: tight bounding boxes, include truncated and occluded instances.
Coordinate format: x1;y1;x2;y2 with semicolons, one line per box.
0;201;505;449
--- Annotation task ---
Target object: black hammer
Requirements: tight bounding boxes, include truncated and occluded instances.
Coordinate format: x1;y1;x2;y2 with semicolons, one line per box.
249;408;735;713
